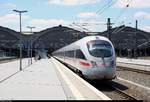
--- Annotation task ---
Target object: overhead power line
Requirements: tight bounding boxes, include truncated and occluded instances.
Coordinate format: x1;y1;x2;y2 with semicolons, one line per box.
70;23;91;32
96;0;112;14
70;0;117;32
96;0;116;15
115;0;132;20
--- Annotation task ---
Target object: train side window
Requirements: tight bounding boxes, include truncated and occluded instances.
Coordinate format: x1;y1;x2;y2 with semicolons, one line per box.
65;50;74;58
75;49;86;60
71;51;74;57
69;50;74;57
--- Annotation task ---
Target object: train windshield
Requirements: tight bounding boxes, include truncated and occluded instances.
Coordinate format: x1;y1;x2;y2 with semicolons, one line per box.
87;40;113;58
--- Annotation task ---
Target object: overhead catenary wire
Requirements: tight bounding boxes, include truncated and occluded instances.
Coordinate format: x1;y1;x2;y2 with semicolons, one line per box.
96;0;116;15
70;23;91;32
114;0;133;28
70;0;120;32
112;0;133;34
73;23;91;32
83;0;116;31
69;24;86;32
87;0;132;31
116;0;132;19
96;0;113;14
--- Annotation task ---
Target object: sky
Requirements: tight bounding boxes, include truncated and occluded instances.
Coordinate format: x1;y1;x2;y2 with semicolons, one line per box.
0;0;150;33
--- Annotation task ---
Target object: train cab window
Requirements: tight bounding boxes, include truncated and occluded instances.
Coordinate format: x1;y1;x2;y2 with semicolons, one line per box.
75;49;86;60
87;40;113;58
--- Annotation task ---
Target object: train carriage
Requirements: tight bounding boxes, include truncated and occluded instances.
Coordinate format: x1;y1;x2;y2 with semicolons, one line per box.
52;36;116;80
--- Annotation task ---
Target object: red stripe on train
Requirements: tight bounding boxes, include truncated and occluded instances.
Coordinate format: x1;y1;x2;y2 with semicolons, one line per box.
79;61;91;67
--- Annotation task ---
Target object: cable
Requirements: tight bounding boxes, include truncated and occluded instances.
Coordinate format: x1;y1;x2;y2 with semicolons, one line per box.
115;0;132;24
70;0;116;32
116;0;132;19
96;0;116;15
69;24;85;32
113;0;132;32
71;23;91;32
96;0;112;14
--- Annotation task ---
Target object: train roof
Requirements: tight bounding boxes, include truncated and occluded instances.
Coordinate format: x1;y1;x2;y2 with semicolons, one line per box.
79;35;110;42
53;35;111;53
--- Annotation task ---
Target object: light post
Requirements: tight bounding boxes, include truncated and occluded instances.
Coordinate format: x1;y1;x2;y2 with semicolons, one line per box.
13;9;27;71
27;26;35;64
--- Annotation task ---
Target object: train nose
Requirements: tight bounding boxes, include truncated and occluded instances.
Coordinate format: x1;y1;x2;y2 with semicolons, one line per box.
83;69;105;79
83;67;116;80
83;60;116;80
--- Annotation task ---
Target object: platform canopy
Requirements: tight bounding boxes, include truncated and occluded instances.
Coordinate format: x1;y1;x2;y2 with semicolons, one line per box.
0;26;27;49
100;26;150;50
30;25;87;52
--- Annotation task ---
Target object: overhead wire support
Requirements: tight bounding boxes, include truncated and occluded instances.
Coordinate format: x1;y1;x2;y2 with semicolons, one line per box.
107;18;114;41
134;20;138;58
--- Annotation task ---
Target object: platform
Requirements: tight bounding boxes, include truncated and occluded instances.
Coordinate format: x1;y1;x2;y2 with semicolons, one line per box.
117;57;150;72
0;58;111;100
0;59;68;100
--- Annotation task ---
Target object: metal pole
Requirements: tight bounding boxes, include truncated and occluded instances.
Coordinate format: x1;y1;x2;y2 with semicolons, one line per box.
28;43;30;66
135;20;138;58
107;18;111;40
27;26;35;64
31;41;32;64
30;30;32;64
13;10;27;71
19;13;22;70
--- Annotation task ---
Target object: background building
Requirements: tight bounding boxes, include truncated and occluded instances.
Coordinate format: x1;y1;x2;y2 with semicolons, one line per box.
99;25;150;58
0;25;150;58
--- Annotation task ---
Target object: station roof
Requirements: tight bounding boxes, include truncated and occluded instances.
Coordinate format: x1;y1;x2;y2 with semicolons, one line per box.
30;25;88;51
99;25;150;50
0;26;27;49
0;25;150;51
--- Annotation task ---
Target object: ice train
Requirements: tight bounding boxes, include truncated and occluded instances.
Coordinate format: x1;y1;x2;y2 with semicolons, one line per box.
52;36;116;80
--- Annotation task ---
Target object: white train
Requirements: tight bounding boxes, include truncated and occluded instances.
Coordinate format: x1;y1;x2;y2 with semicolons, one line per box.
52;36;116;80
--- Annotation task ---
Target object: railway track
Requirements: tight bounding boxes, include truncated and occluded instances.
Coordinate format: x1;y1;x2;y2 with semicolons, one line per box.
88;80;140;100
0;58;18;64
117;66;150;75
116;77;150;101
107;81;138;100
117;65;150;88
